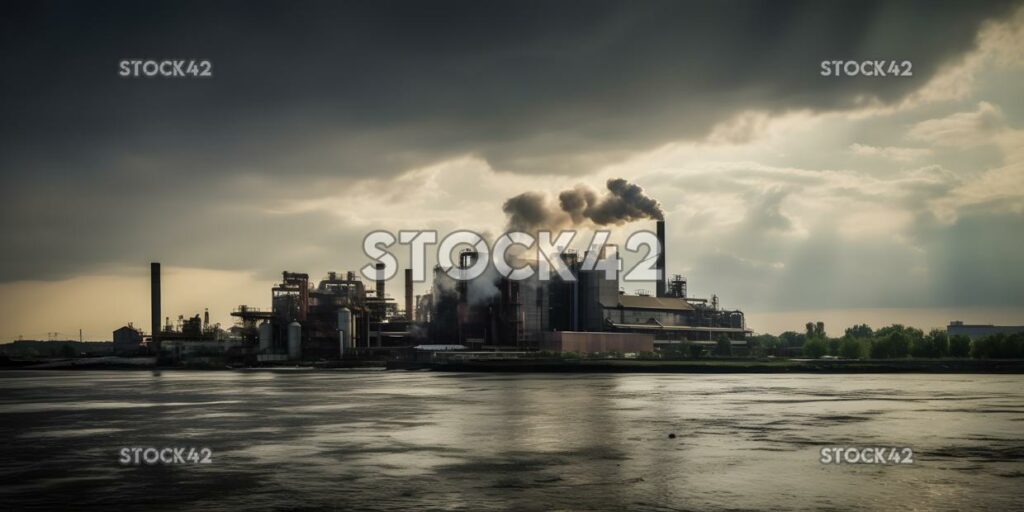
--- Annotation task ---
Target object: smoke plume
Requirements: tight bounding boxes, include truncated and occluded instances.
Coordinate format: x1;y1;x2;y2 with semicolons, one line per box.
503;178;663;232
501;191;565;232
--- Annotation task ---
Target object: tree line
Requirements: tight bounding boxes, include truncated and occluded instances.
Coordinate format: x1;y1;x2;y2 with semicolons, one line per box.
748;322;1024;359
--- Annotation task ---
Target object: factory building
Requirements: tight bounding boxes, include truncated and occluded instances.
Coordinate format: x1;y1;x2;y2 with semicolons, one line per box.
152;310;234;361
948;321;1024;340
112;324;143;355
234;269;415;362
220;219;748;361
541;331;654;354
143;262;240;362
427;220;750;353
428;250;523;349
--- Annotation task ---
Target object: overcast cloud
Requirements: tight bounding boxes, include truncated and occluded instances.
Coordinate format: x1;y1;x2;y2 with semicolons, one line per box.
1;0;1022;338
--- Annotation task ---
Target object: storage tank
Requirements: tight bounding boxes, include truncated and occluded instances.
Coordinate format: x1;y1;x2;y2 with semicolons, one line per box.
338;307;352;358
287;321;302;360
258;320;273;353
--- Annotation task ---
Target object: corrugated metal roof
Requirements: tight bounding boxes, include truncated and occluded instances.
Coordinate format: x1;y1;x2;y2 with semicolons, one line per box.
601;295;694;311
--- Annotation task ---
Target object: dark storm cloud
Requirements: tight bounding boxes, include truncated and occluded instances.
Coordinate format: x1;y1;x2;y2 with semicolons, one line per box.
0;0;1018;281
1;0;1017;178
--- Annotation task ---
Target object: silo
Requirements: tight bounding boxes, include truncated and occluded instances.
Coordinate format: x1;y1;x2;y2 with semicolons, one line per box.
287;321;302;360
258;320;273;354
338;307;352;359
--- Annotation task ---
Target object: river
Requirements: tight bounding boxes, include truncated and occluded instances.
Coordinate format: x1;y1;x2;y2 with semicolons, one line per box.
1;370;1021;510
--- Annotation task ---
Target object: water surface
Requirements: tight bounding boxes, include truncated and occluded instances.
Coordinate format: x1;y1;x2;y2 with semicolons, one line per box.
1;370;1021;510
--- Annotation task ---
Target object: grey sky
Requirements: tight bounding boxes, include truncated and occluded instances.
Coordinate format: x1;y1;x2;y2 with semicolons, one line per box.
1;0;1022;338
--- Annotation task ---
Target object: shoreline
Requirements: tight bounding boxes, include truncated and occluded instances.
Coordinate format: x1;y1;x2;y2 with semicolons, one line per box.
3;358;1024;373
386;358;1024;373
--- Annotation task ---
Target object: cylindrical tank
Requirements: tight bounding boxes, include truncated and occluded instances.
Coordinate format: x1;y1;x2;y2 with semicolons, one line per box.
258;320;272;354
287;321;302;360
338;307;352;358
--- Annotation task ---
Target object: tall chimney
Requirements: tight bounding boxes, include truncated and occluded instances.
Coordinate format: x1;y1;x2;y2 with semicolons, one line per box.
150;262;161;353
404;268;414;322
655;221;666;297
375;262;385;299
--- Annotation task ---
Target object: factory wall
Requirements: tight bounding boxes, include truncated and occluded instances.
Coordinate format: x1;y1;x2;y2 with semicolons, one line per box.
540;331;654;354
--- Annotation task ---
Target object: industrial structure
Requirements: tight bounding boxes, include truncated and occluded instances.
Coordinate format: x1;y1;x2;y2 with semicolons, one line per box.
948;321;1024;340
112;324;143;355
139;263;239;363
138;219;749;364
232;268;408;363
424;220;749;355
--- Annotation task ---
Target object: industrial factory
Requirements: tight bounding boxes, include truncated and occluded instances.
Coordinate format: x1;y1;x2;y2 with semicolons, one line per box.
136;218;750;365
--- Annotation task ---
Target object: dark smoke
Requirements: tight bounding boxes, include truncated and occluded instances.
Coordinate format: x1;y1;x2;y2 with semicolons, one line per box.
601;178;664;222
558;186;597;224
502;191;566;232
504;178;663;231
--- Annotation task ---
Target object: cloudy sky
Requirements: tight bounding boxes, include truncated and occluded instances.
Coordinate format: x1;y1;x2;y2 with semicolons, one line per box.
2;0;1023;340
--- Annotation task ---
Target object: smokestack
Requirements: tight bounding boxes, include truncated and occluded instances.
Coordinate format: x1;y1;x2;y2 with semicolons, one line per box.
655;221;666;297
375;262;385;299
405;268;414;322
150;262;161;353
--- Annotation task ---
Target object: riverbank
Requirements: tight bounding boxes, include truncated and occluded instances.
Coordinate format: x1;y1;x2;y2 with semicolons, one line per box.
0;356;387;371
6;356;1024;373
387;358;1024;373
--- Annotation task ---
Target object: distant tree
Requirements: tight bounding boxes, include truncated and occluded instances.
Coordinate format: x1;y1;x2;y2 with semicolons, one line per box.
912;329;948;358
948;334;972;358
839;337;864;359
780;331;806;348
802;338;828;358
875;324;904;338
1008;333;1024;358
814;321;826;339
876;324;924;344
715;335;733;357
891;331;910;358
910;335;927;358
973;333;1024;359
805;322;815;339
59;344;76;358
906;327;925;348
827;337;841;356
845;324;873;339
972;334;1001;358
870;331;910;359
868;337;885;358
932;329;949;357
746;337;761;357
750;334;779;350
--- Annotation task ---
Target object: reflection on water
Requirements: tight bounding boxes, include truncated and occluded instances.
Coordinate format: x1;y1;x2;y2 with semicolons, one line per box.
0;370;1021;510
